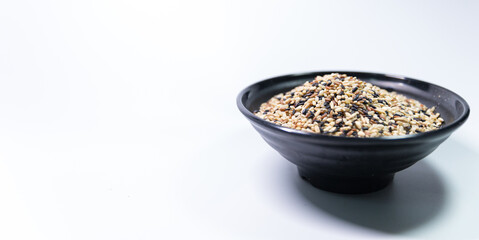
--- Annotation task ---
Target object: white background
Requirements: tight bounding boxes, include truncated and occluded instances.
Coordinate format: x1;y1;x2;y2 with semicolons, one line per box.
1;0;478;239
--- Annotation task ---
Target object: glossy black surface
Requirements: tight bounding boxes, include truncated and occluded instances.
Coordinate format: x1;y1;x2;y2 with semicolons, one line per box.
237;71;470;194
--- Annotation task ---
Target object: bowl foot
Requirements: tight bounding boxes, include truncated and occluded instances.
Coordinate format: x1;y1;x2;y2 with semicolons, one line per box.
298;167;394;194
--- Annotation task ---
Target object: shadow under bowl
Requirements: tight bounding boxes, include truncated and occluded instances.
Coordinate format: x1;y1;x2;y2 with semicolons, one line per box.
237;71;470;194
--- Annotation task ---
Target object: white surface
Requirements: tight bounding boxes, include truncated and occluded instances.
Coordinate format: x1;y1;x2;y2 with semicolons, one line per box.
0;0;478;239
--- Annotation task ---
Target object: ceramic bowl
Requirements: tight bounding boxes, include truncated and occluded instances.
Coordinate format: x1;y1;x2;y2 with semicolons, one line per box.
237;71;470;194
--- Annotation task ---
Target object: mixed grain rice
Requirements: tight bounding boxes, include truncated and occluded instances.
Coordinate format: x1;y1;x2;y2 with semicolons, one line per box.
255;73;443;137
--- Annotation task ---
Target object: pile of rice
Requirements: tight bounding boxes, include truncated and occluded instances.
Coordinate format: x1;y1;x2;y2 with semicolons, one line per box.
255;73;443;137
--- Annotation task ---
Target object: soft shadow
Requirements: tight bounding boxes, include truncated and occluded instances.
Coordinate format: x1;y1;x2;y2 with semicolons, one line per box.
290;160;447;233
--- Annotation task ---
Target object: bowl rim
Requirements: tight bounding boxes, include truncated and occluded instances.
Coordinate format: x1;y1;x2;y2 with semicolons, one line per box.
237;71;470;142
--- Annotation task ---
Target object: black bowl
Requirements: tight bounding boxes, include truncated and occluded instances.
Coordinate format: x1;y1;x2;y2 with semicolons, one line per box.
237;71;470;194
